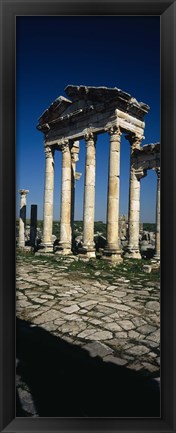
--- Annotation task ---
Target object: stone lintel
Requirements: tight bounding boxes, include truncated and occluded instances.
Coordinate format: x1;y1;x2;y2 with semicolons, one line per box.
44;115;144;148
131;143;160;173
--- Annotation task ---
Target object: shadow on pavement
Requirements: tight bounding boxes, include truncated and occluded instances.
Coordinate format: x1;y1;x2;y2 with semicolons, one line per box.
16;318;160;417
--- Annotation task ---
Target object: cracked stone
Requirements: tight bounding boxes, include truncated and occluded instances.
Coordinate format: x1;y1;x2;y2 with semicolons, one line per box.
83;341;113;358
127;345;150;355
145;301;160;311
61;304;80;314
137;325;157;334
120;320;135;330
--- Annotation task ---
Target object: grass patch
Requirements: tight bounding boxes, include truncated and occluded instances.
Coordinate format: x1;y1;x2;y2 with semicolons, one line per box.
16;249;160;284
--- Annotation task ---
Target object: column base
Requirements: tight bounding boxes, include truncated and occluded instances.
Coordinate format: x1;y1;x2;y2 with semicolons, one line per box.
153;253;160;261
102;247;123;263
36;242;54;254
78;245;96;260
55;242;72;256
124;247;141;259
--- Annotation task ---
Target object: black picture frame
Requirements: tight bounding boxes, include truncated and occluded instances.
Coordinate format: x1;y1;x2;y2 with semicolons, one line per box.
0;1;176;432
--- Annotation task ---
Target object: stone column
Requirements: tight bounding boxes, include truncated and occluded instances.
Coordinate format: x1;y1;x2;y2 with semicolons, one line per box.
56;140;72;255
40;146;55;252
103;126;122;262
79;132;96;258
125;134;144;259
30;205;37;248
71;141;80;248
154;168;160;260
19;189;29;248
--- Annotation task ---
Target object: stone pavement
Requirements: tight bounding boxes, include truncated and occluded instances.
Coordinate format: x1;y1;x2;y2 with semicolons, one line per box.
16;252;160;416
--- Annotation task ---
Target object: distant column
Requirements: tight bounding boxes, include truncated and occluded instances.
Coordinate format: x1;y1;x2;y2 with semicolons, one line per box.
154;168;160;260
19;189;29;248
41;146;55;252
30;205;37;248
56;140;72;255
125;134;145;259
79;132;96;258
103;126;122;262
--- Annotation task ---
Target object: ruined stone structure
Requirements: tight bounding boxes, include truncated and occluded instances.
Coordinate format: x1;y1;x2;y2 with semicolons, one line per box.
37;85;160;261
18;189;29;248
125;142;160;259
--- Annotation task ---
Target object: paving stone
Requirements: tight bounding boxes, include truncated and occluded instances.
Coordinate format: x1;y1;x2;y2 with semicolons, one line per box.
102;322;122;332
40;294;54;300
60;321;87;335
16;300;32;308
40;321;59;332
60;304;80;314
128;331;139;338
137;325;157;334
120;320;135;330
145;301;160;311
77;329;97;339
103;355;127;366
146;329;160;343
87;330;113;341
83;341;113;358
33;309;60;324
17;388;37;416
131;317;147;327
32;297;48;304
142;362;159;372
114;331;128;338
126;345;150;355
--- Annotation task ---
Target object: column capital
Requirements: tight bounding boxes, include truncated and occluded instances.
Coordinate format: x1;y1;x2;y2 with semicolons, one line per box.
125;133;144;149
84;131;97;144
108;125;122;139
19;189;29;196
60;139;70;153
155;167;160;178
44;146;54;158
132;167;147;181
84;131;97;146
71;140;80;163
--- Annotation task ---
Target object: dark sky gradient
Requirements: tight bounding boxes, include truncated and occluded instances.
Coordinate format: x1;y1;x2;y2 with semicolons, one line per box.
16;16;160;222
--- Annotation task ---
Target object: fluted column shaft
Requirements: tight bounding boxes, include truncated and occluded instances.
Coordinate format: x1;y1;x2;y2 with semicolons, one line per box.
103;127;122;262
57;141;72;254
125;135;143;259
42;146;55;251
81;132;96;258
19;189;29;248
154;168;160;259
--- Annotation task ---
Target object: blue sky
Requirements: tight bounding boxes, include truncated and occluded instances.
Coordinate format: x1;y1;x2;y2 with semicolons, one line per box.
16;16;160;223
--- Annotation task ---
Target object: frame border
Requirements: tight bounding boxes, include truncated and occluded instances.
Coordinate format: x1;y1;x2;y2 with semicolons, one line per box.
0;1;176;432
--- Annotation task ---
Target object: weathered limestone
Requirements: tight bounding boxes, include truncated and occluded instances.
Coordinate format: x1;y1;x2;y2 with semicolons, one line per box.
71;141;80;248
40;146;54;252
37;85;151;261
79;132;96;258
154;168;160;260
56;141;72;255
103;127;122;262
125;135;145;259
19;190;29;248
30;205;37;247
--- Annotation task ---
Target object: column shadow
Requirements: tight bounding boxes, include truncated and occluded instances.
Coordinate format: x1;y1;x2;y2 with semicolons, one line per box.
16;318;160;418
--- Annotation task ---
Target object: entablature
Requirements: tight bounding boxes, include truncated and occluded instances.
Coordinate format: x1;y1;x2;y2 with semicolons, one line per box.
37;85;150;147
132;142;160;172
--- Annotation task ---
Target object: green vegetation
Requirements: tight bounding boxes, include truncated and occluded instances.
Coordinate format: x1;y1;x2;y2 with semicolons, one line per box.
143;223;156;232
16;248;160;284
